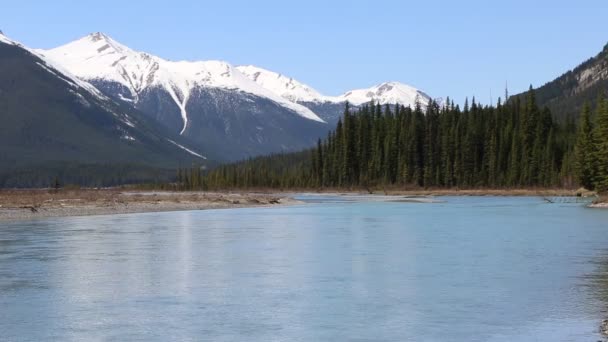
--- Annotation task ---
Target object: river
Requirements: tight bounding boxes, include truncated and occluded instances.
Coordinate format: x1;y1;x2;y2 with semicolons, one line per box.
1;196;607;341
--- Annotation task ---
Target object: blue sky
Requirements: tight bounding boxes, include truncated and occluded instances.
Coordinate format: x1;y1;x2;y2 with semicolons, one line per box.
2;0;607;104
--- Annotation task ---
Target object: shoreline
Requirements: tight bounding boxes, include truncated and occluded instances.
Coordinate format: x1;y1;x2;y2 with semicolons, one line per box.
590;196;608;209
1;188;604;222
303;189;585;197
210;187;590;197
0;190;301;222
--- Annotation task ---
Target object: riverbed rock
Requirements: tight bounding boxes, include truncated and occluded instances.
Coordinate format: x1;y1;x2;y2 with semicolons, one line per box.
600;319;608;337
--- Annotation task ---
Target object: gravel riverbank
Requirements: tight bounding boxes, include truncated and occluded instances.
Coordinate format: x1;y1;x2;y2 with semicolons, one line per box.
0;190;301;222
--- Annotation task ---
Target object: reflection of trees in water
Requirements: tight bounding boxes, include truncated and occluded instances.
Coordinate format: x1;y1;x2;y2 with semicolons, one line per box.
588;255;608;306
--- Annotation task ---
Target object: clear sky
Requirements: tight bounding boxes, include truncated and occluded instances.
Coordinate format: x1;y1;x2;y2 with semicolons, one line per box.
2;0;607;104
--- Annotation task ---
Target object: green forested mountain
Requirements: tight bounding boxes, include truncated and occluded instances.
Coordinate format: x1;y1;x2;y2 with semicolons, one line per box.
195;88;600;190
515;43;608;121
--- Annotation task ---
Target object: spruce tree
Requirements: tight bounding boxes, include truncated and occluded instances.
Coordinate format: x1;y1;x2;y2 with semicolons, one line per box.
574;103;597;190
594;96;608;191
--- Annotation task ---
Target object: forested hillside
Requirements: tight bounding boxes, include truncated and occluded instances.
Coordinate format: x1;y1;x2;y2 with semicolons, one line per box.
516;43;608;121
183;87;608;191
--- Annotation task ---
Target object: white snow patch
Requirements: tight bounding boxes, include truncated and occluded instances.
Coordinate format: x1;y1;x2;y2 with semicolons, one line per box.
118;93;134;102
167;139;206;159
164;83;190;134
122;118;136;128
237;65;340;103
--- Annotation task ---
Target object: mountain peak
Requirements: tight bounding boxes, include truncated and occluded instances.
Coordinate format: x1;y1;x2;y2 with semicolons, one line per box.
339;81;431;107
377;81;406;93
71;32;132;55
88;32;109;42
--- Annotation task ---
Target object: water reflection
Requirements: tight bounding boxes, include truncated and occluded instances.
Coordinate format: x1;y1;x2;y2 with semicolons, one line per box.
585;252;608;340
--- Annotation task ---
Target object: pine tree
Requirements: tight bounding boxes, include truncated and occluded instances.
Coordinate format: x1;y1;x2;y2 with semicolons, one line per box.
315;139;324;186
574;103;597;190
52;176;61;192
594;96;608;191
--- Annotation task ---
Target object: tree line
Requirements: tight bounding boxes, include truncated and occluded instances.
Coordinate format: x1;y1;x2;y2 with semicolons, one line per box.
177;87;607;192
574;95;608;192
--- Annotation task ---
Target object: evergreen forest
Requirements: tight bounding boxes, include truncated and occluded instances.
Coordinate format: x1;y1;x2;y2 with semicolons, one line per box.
180;87;608;192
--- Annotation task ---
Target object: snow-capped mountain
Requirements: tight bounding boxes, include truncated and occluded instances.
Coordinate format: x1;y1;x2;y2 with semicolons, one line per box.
28;32;435;160
40;33;324;131
236;65;431;107
338;81;432;107
0;31;208;183
40;33;328;160
237;65;432;124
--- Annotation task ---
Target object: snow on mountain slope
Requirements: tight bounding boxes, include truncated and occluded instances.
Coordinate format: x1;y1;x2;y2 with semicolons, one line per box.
338;82;432;107
0;31;14;45
40;33;325;134
1;31;109;102
236;65;339;103
167;139;206;159
237;64;432;109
